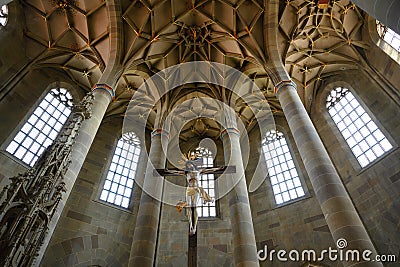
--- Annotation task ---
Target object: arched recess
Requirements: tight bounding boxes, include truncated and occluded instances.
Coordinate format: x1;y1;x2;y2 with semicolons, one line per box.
315;79;396;170
3;85;75;166
99;132;142;209
261;127;308;206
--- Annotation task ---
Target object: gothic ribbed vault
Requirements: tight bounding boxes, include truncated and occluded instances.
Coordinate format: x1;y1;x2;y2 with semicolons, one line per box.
19;0;367;138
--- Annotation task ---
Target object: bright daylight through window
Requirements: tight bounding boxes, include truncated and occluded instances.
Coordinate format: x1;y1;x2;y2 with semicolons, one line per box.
377;20;400;52
326;87;393;167
100;132;141;209
6;88;73;166
262;130;305;205
194;147;216;217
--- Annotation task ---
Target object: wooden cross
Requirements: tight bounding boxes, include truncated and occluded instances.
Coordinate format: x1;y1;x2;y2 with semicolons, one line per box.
154;159;235;267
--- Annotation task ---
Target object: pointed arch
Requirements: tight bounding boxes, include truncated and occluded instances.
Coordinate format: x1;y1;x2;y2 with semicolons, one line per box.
5;88;73;166
262;129;306;205
99;132;141;209
326;86;393;167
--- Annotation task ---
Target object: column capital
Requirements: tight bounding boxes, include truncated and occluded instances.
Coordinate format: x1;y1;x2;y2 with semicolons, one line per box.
92;83;115;101
220;127;240;139
274;80;296;94
151;128;170;139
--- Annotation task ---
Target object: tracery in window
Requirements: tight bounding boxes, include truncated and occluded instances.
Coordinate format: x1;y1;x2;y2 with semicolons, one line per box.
262;130;305;205
100;132;141;209
377;20;400;52
0;5;7;26
326;87;393;168
5;88;73;166
194;147;216;218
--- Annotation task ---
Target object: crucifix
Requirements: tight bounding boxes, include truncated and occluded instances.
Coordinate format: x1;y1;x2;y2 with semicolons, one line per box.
155;154;235;235
155;153;235;266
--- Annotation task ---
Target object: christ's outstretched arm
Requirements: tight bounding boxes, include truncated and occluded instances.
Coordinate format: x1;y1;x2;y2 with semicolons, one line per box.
154;168;185;176
200;166;225;174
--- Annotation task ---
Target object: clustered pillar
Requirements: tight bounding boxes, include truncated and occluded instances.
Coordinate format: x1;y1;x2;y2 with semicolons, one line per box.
221;127;260;267
129;129;169;266
275;80;383;267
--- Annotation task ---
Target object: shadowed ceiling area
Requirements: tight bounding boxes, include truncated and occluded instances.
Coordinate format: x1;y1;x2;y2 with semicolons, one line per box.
16;0;369;138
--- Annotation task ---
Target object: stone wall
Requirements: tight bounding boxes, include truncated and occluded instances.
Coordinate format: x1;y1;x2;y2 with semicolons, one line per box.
41;119;147;267
0;151;27;189
0;69;83;145
0;1;28;94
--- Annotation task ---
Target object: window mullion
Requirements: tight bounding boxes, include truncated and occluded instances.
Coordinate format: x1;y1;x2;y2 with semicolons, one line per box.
5;88;73;166
100;132;141;209
262;130;305;205
326;87;393;168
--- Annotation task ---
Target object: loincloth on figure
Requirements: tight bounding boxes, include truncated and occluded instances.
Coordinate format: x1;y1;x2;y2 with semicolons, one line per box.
186;186;201;196
185;186;213;204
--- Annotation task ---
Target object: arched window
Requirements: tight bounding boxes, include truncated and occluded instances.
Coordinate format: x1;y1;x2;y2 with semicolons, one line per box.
5;88;73;166
100;132;141;209
262;130;305;205
326;87;393;168
194;147;216;218
377;21;400;52
0;5;7;27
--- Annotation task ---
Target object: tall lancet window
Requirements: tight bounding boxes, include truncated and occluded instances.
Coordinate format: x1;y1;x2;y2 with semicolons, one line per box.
327;87;393;168
5;88;73;166
262;130;305;205
377;21;400;52
100;132;141;209
194;147;216;218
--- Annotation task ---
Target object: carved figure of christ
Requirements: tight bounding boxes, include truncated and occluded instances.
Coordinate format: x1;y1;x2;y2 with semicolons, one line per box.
155;160;235;235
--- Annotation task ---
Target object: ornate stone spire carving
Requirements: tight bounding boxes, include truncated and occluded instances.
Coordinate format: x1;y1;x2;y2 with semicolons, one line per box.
0;92;94;267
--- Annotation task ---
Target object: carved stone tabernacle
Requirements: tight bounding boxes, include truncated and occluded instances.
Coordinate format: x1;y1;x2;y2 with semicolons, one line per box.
0;92;94;267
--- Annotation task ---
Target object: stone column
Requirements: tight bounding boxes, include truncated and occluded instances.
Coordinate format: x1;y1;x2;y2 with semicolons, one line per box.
351;0;400;35
275;81;382;267
34;84;115;265
129;129;169;266
129;146;148;231
221;127;259;267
